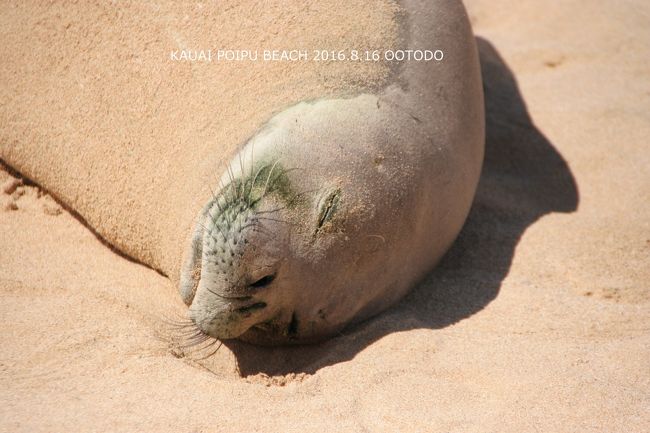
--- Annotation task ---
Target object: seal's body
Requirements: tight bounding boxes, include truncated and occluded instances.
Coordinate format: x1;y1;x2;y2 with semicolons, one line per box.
180;0;485;344
1;0;483;345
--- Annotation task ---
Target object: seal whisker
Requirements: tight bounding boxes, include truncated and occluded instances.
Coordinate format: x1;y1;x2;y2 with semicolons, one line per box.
238;222;259;231
254;189;315;215
238;224;275;242
219;163;237;204
238;148;246;180
163;321;200;329
161;314;192;323
180;328;210;341
246;225;275;239
254;207;287;215
203;176;225;214
225;161;235;185
190;338;217;353
204;285;252;302
183;331;210;341
261;158;282;199
248;164;268;205
206;169;229;214
254;187;320;216
254;216;289;225
291;187;322;200
180;338;210;349
247;141;255;204
211;188;226;214
194;341;223;360
176;325;203;339
169;327;203;335
171;325;201;334
281;166;303;174
184;335;219;352
236;177;244;202
164;324;200;334
217;177;232;204
179;334;208;344
226;162;242;200
161;319;191;326
237;147;251;202
161;314;195;326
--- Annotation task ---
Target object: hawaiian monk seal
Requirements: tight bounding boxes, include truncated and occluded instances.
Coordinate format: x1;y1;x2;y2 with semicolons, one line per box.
0;0;482;346
180;0;484;345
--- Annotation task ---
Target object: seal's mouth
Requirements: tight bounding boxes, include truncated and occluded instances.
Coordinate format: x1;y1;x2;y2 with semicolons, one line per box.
235;301;267;316
205;288;269;316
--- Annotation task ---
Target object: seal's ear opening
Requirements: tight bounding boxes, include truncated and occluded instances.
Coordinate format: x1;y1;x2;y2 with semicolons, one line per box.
315;188;341;234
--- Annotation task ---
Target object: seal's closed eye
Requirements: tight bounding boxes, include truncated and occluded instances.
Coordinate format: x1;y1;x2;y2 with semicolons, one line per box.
316;188;341;232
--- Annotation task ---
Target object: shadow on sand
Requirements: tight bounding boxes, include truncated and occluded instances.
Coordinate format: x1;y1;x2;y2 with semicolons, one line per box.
223;38;579;376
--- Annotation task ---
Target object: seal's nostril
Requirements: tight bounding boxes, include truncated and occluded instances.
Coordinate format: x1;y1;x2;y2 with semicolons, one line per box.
249;273;276;289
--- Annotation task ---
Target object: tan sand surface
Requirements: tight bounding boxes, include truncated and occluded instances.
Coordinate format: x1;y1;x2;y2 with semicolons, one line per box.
1;0;649;432
0;0;400;281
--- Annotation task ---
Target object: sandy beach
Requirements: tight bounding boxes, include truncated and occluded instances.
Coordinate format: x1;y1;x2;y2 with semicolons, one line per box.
1;0;649;432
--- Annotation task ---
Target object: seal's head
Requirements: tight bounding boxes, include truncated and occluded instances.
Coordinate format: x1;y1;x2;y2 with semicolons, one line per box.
179;95;478;345
179;146;358;344
184;167;299;341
